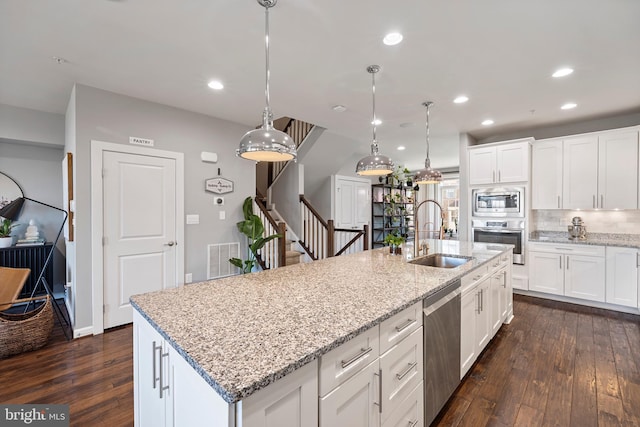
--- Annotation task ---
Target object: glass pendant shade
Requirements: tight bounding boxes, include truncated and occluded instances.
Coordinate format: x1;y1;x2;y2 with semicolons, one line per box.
356;65;394;176
236;0;296;162
413;101;442;184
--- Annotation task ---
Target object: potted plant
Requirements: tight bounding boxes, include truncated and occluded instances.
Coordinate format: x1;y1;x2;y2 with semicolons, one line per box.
383;231;405;255
0;218;17;248
229;197;282;274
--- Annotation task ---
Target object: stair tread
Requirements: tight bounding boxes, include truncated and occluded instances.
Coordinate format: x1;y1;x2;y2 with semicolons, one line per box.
286;250;304;256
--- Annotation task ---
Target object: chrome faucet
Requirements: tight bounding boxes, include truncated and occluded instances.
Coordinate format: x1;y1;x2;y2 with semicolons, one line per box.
414;199;445;258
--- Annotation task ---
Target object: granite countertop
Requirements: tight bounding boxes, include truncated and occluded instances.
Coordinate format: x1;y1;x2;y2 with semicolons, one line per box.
529;231;640;249
130;240;512;404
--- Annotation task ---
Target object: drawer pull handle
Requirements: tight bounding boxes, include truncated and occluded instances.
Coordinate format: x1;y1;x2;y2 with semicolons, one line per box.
409;420;419;427
341;347;373;369
396;362;418;381
373;369;383;413
395;318;415;333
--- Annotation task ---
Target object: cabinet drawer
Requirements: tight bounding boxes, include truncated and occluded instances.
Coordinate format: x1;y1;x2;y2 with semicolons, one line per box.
462;264;489;294
380;327;423;422
382;381;424;427
380;302;422;354
500;251;512;265
528;242;605;257
319;325;380;397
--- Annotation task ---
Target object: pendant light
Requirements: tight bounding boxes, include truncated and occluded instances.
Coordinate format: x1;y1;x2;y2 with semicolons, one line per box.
413;101;442;184
355;65;394;176
237;0;296;162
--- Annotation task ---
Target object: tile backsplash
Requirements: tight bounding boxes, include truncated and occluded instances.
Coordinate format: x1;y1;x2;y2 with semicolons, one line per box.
531;210;640;235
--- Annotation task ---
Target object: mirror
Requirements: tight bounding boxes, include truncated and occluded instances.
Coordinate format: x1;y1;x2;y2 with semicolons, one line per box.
0;172;24;213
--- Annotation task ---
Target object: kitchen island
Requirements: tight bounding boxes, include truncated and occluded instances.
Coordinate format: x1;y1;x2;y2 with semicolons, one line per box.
131;240;513;427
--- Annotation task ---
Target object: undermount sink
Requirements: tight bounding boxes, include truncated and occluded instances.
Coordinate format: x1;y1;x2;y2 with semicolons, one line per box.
409;253;471;268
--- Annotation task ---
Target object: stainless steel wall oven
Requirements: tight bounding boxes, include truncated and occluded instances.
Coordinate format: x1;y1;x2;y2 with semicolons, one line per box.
471;219;525;265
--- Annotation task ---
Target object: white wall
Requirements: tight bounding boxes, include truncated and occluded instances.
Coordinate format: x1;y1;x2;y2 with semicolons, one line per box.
0;103;65;147
68;84;254;332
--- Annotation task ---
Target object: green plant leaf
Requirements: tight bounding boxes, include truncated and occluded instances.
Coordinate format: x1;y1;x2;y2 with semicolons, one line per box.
229;258;243;269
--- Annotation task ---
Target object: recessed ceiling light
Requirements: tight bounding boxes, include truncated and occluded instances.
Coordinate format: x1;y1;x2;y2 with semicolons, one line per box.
332;105;347;112
383;32;403;46
371;119;382;125
397;146;406;151
482;119;494;126
453;95;469;104
399;122;414;128
561;102;577;110
207;80;224;90
552;68;574;78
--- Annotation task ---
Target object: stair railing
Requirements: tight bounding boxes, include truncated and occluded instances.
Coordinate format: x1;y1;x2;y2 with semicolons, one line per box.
299;195;368;261
253;197;286;270
269;118;314;185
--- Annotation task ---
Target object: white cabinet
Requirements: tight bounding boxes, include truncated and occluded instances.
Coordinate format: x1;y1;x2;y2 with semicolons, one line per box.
528;243;606;303
319;303;424;427
134;310;227;427
382;382;423;427
605;247;639;308
460;252;513;378
242;361;318;427
134;312;171;427
531;139;563;209
532;128;639;210
460;273;490;378
320;360;381;427
490;267;508;335
333;175;371;229
468;140;530;185
562;135;599;209
598;131;639;209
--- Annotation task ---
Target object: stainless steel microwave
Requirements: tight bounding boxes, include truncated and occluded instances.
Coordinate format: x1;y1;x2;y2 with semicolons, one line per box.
472;187;524;217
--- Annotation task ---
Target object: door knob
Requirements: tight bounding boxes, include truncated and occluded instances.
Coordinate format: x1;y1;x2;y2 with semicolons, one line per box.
164;241;176;247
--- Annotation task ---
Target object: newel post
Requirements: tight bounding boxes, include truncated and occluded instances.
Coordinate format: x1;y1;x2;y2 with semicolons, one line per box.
327;219;335;258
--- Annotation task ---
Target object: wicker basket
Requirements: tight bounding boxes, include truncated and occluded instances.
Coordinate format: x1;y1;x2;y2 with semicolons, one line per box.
0;295;54;359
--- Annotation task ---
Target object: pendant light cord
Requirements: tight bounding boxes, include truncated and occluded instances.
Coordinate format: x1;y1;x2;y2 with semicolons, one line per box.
368;65;380;155
263;3;272;128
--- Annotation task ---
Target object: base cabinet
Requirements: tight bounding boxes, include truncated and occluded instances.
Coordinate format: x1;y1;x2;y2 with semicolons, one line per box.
605;247;639;308
382;382;423;427
529;243;606;303
461;252;513;378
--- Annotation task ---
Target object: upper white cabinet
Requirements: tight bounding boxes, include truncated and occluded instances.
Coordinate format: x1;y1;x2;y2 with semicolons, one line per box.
532;128;639;210
531;139;563;209
469;140;530;185
598;131;639;209
562;135;599;209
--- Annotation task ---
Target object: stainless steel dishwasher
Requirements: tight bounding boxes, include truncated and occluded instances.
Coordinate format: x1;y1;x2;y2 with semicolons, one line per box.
423;279;461;426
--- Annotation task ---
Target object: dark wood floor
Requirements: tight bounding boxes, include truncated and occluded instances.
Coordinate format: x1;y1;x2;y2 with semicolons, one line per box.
434;295;640;427
1;295;639;426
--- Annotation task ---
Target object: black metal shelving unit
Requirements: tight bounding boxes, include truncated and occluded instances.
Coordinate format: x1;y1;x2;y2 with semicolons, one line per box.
371;183;414;248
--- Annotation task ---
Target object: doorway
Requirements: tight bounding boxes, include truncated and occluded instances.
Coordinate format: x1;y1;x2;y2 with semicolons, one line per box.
91;141;184;333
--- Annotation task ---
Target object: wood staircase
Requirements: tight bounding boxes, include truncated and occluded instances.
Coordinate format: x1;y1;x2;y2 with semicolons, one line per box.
253;117;368;272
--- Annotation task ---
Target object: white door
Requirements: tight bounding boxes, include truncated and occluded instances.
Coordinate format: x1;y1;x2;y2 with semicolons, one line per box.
605;247;639;308
564;254;606;302
529;251;564;296
103;151;177;328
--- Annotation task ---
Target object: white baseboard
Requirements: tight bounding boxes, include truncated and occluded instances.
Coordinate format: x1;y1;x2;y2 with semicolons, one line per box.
514;289;640;315
73;326;94;339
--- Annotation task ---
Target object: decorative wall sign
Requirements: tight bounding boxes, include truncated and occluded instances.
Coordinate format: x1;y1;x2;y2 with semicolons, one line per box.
129;136;154;147
205;177;234;194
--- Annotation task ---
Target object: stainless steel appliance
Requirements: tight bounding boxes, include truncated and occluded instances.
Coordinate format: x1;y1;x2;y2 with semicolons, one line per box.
423;279;461;426
472;187;524;217
472;219;526;264
568;216;587;240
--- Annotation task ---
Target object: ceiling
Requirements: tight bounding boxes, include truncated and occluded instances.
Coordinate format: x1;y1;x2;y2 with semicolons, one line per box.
1;0;639;171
